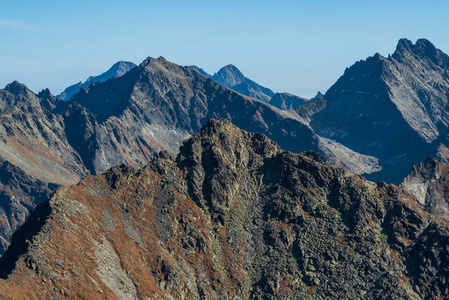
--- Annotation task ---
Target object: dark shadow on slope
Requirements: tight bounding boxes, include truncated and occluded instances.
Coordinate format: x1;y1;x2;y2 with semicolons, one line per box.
0;200;52;279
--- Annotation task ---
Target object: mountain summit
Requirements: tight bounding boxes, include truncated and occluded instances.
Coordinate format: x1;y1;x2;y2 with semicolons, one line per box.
191;64;275;103
190;64;311;110
57;61;137;101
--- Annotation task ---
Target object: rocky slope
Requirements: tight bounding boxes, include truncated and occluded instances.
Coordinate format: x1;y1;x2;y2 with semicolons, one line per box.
57;61;137;101
0;158;58;255
306;38;449;183
0;82;89;184
0;119;448;299
270;92;308;110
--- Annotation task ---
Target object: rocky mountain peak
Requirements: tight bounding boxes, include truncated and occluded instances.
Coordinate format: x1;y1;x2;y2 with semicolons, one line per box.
313;91;324;99
394;38;414;54
37;88;51;98
1;81;41;110
4;81;30;96
308;38;449;183
37;88;68;114
177;118;282;169
214;64;245;87
140;56;168;67
108;61;136;77
138;56;182;77
392;38;449;68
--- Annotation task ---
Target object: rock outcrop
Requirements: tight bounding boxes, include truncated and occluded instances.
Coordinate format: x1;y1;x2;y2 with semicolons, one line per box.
0;119;448;299
401;156;449;220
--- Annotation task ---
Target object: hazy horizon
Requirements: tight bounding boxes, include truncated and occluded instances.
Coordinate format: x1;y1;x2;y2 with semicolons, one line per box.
1;0;448;98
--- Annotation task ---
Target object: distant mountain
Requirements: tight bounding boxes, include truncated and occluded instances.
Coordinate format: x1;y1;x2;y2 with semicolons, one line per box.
1;119;448;299
190;64;275;103
190;64;312;110
303;38;449;183
56;61;137;101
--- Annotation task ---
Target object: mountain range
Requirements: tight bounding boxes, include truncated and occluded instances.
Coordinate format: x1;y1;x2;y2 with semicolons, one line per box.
0;119;448;299
0;56;328;254
0;38;449;298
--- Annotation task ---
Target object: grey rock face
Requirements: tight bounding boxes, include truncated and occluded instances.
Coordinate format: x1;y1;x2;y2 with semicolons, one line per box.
308;38;449;183
0;58;321;255
401;156;449;220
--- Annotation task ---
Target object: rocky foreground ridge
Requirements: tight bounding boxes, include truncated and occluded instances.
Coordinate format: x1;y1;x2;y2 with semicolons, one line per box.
0;119;448;299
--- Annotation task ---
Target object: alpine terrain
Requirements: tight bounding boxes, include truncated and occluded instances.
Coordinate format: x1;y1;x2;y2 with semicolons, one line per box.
0;119;448;299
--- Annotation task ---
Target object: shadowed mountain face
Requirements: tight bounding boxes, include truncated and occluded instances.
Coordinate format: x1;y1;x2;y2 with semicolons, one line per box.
57;61;137;101
0;119;448;299
0;83;89;255
0;159;58;255
306;38;449;183
72;57;320;160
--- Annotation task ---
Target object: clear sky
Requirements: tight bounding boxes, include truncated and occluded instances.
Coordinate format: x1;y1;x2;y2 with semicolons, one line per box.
1;0;449;98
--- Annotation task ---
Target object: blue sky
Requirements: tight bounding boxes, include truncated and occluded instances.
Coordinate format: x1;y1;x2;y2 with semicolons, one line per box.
1;0;448;98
